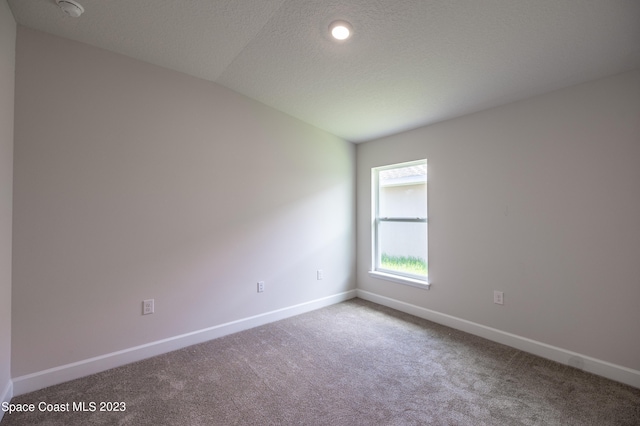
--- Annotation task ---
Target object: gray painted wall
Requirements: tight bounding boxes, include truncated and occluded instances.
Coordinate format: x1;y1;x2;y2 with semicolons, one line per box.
357;70;640;371
0;0;16;409
6;15;639;392
12;27;355;377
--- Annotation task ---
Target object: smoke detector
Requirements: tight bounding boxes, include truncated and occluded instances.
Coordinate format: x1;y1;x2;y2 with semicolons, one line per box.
56;0;84;18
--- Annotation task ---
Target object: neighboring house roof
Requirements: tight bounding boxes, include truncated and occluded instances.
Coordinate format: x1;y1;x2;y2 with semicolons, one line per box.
380;164;426;186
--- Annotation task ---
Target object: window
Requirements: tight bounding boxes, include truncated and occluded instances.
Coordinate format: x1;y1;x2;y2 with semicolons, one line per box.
370;160;429;288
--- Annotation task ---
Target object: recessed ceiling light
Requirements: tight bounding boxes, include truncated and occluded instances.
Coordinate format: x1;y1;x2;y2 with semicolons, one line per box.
329;20;353;41
56;0;85;18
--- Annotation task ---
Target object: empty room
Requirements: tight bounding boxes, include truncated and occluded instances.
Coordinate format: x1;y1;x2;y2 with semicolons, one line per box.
1;0;639;425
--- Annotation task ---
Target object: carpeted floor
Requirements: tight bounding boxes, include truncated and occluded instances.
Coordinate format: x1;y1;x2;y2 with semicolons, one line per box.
2;298;639;425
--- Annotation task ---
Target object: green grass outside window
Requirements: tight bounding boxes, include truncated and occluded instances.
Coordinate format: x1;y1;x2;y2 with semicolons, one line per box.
381;253;427;276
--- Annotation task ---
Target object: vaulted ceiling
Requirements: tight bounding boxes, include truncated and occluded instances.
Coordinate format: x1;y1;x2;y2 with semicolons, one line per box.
7;0;640;142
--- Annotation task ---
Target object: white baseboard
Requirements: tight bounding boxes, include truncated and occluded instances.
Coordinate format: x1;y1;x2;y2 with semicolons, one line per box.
356;289;640;389
13;290;357;396
1;379;13;422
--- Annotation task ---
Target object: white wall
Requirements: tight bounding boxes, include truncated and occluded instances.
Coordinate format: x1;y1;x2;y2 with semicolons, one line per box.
357;70;640;372
0;0;16;412
12;27;355;379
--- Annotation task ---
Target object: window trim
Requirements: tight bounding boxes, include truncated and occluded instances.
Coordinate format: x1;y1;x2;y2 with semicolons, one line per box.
370;159;429;289
368;270;430;290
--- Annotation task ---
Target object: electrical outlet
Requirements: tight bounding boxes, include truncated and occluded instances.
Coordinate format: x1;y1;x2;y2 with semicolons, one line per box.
257;281;265;293
317;269;324;280
493;291;504;305
142;299;154;315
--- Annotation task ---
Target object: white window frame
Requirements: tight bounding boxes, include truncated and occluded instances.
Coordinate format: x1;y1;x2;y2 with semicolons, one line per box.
369;159;430;290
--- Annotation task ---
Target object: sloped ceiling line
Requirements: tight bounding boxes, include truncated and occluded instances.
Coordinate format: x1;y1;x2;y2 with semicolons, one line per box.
7;0;640;143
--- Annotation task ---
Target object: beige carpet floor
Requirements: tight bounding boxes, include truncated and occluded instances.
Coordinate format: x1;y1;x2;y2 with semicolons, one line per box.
1;298;639;425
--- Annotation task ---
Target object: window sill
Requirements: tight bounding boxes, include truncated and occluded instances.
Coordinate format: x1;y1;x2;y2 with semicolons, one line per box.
368;271;430;290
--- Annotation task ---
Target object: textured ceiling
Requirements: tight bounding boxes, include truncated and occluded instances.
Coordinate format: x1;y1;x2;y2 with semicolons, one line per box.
7;0;640;142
